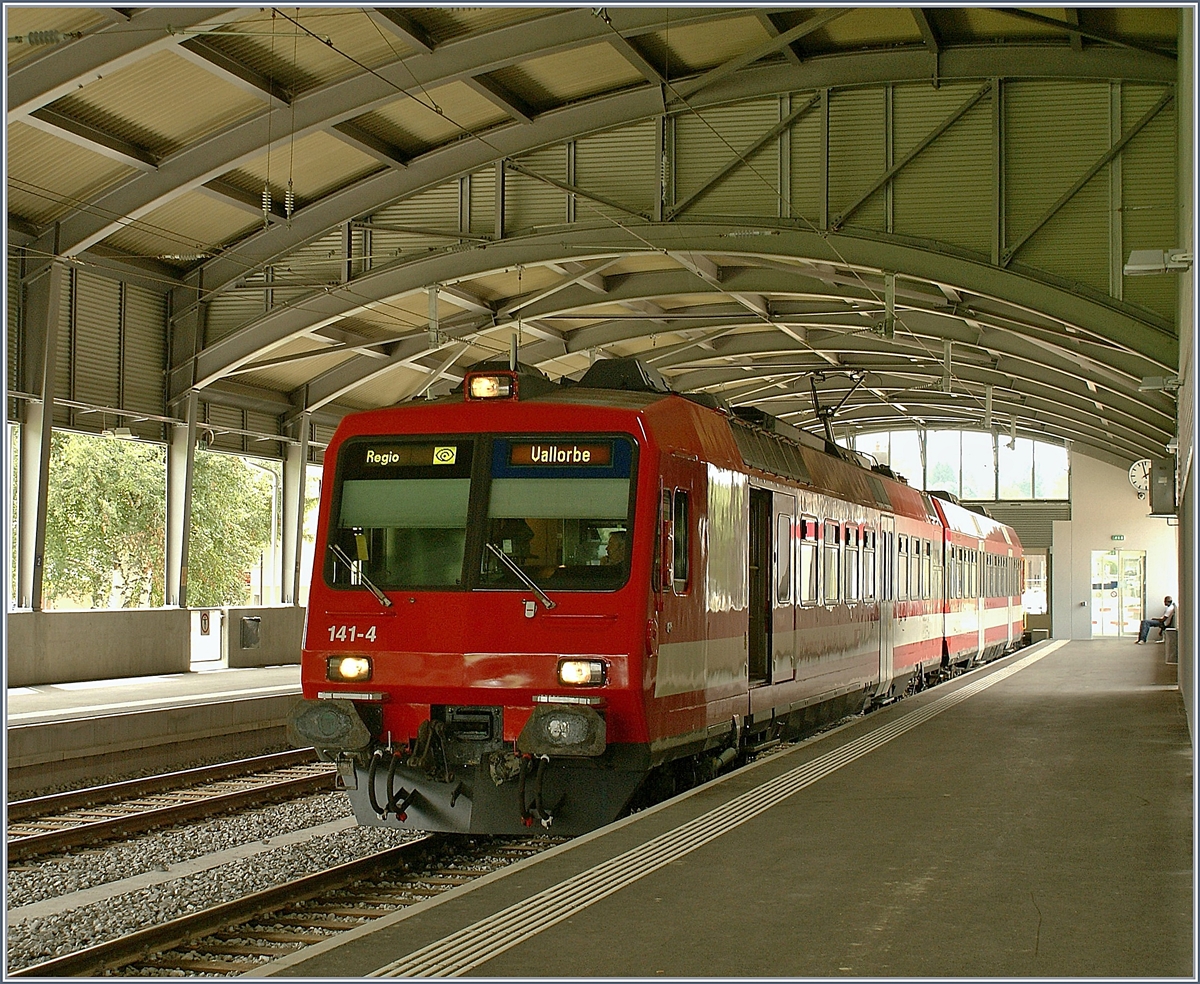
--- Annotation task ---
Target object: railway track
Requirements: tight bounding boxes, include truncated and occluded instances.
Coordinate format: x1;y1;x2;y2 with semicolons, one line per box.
7;749;335;863
12;834;565;977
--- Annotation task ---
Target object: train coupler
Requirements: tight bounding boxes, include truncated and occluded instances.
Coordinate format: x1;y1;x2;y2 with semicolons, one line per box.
518;754;563;829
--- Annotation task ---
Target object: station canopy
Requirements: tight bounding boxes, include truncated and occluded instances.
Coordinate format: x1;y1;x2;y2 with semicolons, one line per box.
6;6;1184;470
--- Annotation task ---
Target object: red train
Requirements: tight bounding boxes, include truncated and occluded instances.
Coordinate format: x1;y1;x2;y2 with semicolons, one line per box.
288;358;1024;834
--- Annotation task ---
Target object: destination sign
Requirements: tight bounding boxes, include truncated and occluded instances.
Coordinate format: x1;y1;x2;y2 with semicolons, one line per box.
510;442;612;466
362;444;458;467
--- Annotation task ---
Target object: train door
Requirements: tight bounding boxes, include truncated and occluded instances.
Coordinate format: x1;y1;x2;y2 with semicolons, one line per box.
876;514;895;697
772;493;796;684
658;455;697;664
975;543;985;659
748;487;772;685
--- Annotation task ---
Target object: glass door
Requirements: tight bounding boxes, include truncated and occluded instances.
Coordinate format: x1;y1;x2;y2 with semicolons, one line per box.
1090;549;1145;637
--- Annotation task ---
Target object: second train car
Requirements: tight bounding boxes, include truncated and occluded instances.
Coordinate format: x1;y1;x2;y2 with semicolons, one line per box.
288;357;1024;835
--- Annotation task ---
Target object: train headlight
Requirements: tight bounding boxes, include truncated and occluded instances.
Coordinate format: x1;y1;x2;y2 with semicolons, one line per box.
327;655;372;682
467;373;514;399
558;659;606;686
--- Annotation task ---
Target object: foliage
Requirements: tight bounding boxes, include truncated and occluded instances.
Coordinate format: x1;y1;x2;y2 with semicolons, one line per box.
41;432;275;609
43;432;167;608
185;449;274;608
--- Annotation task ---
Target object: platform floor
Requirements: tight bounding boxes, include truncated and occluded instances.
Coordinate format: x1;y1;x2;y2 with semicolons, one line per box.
6;664;300;725
256;640;1193;979
6;664;302;791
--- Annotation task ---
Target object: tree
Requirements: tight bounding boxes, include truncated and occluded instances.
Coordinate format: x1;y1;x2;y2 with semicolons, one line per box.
43;432;167;608
41;432;274;609
185;449;274;608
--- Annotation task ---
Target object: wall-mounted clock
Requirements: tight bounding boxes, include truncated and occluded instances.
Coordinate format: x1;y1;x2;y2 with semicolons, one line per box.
1128;458;1152;499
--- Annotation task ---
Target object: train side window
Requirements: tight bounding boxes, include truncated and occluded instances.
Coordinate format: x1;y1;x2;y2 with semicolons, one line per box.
922;540;932;599
655;488;671;591
932;541;943;601
799;516;818;604
862;528;876;601
672;489;690;593
823;521;841;603
844;526;860;601
896;535;909;601
910;538;917;598
775;513;793;604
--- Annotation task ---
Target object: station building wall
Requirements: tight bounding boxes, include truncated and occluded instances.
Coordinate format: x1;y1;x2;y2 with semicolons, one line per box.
1051;452;1179;641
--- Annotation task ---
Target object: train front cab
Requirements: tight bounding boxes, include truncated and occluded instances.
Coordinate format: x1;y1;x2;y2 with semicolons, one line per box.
289;381;675;836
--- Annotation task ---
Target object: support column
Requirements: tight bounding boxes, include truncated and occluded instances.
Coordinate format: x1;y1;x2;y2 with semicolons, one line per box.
281;412;310;606
165;392;198;607
17;251;66;611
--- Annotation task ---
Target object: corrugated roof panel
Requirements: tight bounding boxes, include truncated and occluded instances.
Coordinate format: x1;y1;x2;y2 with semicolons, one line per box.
413;8;547;45
1005;81;1110;293
205;285;266;345
73;272;121;414
47;49;264;159
469;166;496;236
638;16;770;77
789;96;824;226
892;82;993;256
271;229;345;288
238;342;359;394
202;8;413;95
356;82;509;156
829;88;886;233
575;120;658;221
1121;84;1178;322
7;121;136;226
808;8;923;49
486;44;644;114
7;253;19;405
938;8;1068;43
6;8;111;68
369;182;463;258
103;190;259;261
1082;8;1179;45
507;146;567;231
122;284;167;434
222;130;382;205
676;99;780;217
52;267;72;427
468;265;562;305
345;362;445;408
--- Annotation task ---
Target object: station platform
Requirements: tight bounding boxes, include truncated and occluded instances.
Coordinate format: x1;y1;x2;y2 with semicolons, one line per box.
256;639;1193;979
6;664;302;793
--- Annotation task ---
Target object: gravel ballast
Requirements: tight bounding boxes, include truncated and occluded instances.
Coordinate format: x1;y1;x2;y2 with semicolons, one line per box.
6;793;421;973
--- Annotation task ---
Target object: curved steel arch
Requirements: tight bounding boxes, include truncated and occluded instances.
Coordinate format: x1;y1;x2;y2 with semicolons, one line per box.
171;222;1175;394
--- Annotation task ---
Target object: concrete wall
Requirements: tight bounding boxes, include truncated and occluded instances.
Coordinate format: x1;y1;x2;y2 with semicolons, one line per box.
6;605;305;686
223;605;306;668
7;608;192;687
1051;453;1179;641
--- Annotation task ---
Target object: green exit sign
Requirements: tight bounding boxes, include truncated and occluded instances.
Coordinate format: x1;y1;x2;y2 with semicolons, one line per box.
1111;534;1125;541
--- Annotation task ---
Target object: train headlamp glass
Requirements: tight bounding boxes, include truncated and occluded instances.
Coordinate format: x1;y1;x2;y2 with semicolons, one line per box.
557;659;606;686
327;655;373;682
468;374;513;399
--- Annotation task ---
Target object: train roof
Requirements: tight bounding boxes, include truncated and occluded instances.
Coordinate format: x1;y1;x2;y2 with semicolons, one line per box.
341;357;1016;537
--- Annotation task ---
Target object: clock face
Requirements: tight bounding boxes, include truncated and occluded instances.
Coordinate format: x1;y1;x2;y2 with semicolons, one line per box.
1128;458;1152;492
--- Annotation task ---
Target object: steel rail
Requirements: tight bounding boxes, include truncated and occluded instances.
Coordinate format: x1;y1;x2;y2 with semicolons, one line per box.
9;839;438;978
7;748;318;822
8;768;335;863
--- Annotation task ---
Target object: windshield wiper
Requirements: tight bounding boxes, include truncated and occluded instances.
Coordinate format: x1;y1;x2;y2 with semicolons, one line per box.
485;542;556;610
329;543;394;609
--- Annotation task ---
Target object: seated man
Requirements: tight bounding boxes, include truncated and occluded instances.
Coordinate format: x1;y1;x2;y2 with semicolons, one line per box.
1136;595;1176;644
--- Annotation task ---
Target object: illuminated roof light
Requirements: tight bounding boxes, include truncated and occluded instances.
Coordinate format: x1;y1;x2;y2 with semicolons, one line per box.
467;373;515;400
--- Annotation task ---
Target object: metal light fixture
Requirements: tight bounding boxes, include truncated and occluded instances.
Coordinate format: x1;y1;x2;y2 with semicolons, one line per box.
1123;249;1193;276
1138;376;1181;393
